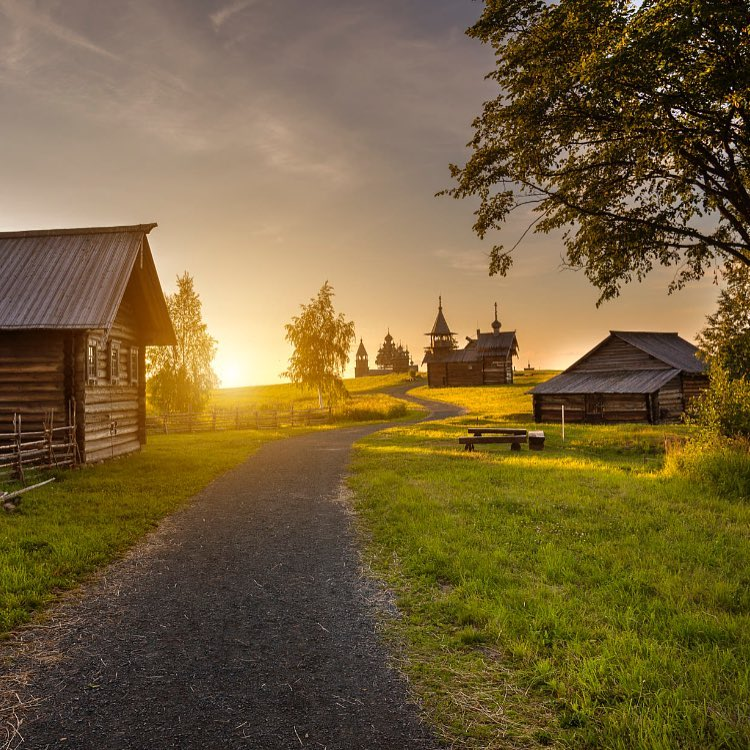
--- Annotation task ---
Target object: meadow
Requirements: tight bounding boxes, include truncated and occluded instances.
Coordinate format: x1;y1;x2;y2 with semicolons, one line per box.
349;374;750;749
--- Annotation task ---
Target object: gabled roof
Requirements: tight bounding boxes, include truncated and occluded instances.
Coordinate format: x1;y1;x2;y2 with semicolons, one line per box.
424;331;518;364
564;331;705;374
0;224;175;345
609;331;704;373
466;331;519;356
530;369;681;395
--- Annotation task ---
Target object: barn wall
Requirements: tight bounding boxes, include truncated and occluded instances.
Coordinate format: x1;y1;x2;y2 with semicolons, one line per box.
427;362;447;388
574;338;671;372
533;393;650;423
600;394;649;423
82;295;143;463
682;374;708;409
657;375;684;422
482;356;510;385
533;394;586;423
0;331;69;432
446;362;483;387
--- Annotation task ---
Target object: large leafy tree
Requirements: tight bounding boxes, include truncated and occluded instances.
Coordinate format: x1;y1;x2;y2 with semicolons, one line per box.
446;0;750;303
698;261;750;378
284;282;356;407
147;272;218;413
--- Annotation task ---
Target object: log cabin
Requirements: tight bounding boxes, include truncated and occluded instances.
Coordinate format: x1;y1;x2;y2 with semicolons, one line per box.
0;224;175;463
423;300;519;387
529;331;708;424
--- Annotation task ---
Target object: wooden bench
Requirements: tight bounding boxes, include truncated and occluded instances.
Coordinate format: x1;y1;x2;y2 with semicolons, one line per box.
459;433;527;452
459;427;546;452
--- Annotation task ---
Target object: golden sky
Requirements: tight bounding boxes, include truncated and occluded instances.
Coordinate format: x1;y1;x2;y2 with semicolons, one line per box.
0;0;717;386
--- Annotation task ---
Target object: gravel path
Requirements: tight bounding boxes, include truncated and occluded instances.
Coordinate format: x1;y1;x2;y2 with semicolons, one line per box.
2;389;460;749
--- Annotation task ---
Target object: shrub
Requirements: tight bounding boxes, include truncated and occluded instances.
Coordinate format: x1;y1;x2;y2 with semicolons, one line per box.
689;361;750;440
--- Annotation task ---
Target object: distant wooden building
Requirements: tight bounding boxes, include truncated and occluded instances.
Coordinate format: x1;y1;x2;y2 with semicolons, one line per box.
423;299;519;387
529;331;708;424
0;224;175;463
355;331;415;377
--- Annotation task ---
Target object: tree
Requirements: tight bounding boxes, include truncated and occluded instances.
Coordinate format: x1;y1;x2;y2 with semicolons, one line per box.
445;0;750;303
698;261;750;379
284;282;356;407
147;272;218;413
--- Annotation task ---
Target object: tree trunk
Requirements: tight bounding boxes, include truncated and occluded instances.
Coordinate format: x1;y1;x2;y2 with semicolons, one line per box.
317;386;323;409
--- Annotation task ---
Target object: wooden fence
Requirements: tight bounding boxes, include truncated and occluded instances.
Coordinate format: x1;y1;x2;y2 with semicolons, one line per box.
146;406;332;434
0;412;79;487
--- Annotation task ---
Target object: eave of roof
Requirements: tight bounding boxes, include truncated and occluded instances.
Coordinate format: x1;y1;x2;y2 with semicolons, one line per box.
528;368;683;395
0;224;175;345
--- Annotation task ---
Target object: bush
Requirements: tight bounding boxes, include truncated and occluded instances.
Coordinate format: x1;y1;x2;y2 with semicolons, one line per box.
689;362;750;440
664;438;750;500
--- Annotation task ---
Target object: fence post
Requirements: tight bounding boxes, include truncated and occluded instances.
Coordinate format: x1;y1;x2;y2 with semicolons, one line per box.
13;413;24;484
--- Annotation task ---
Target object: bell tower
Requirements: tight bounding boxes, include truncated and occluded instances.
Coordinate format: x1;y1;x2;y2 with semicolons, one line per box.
355;338;369;377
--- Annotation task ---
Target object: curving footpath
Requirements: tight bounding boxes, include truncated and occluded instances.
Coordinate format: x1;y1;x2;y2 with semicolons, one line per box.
1;388;460;750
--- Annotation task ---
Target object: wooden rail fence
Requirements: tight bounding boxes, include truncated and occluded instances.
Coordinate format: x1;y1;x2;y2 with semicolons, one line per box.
0;411;79;486
146;406;332;434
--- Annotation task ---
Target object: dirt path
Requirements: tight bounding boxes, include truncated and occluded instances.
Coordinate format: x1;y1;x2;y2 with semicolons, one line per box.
2;389;461;749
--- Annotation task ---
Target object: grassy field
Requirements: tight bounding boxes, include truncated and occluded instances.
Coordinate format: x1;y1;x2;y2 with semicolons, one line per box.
349;375;750;749
211;372;416;411
0;429;293;635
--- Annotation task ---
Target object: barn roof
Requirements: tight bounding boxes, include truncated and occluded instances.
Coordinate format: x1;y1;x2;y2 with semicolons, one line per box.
529;368;681;395
609;331;704;372
467;331;519;356
423;331;518;364
0;224;175;345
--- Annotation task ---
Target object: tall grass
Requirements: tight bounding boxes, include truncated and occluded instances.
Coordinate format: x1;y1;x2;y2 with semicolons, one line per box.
349;380;750;749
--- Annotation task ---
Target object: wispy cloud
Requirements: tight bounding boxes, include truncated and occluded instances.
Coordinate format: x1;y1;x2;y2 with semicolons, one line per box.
210;0;256;31
0;0;120;63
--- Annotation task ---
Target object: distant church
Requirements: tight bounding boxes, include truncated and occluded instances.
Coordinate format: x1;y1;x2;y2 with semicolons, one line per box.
355;330;415;377
422;298;519;387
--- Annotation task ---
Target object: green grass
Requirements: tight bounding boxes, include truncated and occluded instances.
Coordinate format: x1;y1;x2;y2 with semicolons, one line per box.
349;379;750;749
0;429;288;634
210;372;417;411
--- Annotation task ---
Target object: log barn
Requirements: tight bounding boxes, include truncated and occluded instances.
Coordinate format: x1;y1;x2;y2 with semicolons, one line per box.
423;300;519;387
529;331;708;424
0;224;175;463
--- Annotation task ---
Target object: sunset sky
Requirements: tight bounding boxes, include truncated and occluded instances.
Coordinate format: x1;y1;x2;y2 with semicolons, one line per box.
0;0;718;386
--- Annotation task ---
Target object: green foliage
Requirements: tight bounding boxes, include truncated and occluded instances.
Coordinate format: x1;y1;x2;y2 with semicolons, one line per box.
698;261;750;379
690;360;750;440
664;438;750;500
147;273;218;413
446;0;750;303
284;282;356;407
349;382;749;748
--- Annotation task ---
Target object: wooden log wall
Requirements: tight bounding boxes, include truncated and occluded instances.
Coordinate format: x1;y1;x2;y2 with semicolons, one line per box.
657;375;684;421
0;332;69;432
533;394;585;423
446;362;484;387
82;294;144;463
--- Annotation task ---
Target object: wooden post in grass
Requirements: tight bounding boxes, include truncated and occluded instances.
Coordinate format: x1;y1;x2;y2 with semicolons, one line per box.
561;405;565;443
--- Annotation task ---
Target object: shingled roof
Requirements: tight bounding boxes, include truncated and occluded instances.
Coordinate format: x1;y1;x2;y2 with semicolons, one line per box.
0;224;175;345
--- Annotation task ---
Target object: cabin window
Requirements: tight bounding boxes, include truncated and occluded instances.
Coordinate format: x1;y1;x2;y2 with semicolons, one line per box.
130;347;139;385
86;341;98;384
109;341;120;384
